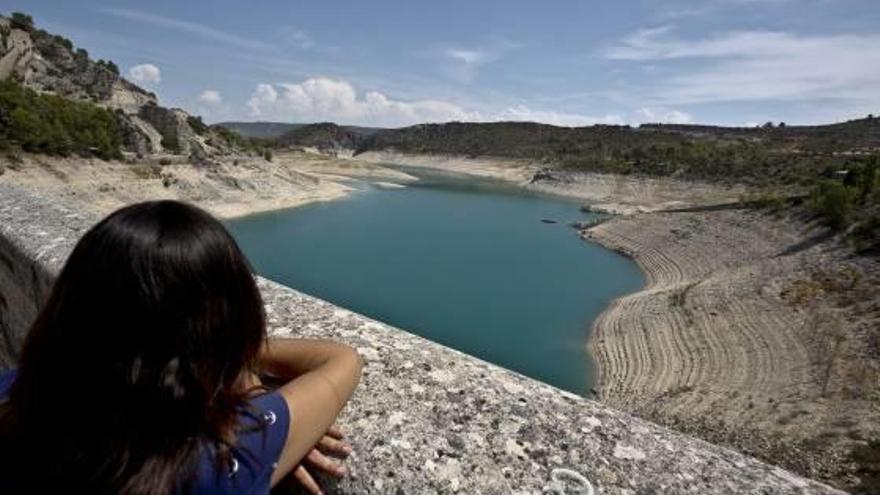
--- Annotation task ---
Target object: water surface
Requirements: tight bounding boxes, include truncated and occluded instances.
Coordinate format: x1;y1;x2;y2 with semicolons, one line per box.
227;169;644;395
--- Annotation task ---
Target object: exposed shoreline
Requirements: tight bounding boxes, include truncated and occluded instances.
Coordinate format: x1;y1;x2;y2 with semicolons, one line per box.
351;152;880;490
589;209;878;486
354;151;749;214
0;151;418;220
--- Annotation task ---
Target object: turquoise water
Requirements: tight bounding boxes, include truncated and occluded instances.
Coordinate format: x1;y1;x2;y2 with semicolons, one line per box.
226;168;644;395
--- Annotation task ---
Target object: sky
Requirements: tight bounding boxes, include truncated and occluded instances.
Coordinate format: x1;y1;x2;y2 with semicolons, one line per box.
4;0;880;127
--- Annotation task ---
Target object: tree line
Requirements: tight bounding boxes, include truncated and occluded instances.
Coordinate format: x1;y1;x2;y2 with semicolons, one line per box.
0;78;123;160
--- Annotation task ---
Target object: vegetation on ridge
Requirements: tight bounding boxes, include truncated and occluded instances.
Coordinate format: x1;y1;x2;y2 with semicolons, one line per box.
0;12;267;160
0;78;122;160
354;120;880;183
809;157;880;252
208;124;274;156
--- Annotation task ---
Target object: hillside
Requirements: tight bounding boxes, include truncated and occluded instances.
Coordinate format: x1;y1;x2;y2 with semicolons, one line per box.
217;121;304;139
273;122;384;154
218;121;385;143
0;12;356;220
0;12;253;159
268;119;880;184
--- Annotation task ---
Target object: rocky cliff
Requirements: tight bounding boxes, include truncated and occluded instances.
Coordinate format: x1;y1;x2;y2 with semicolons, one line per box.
0;13;236;158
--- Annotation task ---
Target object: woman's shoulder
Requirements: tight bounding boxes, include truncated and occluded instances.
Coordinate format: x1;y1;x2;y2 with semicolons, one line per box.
0;370;291;493
187;390;291;495
0;369;17;400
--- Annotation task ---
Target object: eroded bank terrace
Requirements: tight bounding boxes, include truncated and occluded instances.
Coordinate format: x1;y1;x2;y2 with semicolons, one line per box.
0;183;839;494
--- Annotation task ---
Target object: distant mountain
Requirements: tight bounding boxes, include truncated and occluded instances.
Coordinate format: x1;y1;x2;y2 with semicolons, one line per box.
217;121;386;142
0;12;248;158
262;118;880;183
271;122;383;152
353;119;880;184
216;122;305;139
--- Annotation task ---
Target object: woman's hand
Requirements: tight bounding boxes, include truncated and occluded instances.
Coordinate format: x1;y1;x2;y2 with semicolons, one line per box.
289;425;353;495
262;338;363;487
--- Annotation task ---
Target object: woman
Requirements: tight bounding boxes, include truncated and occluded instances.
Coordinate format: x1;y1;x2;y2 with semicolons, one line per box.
0;200;363;494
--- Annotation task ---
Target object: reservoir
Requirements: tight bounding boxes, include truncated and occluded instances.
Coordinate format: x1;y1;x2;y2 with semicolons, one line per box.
227;168;644;395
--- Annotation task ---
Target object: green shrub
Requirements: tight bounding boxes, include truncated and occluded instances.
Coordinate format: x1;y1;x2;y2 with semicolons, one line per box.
742;191;789;212
805;156;880;252
96;59;119;75
160;133;181;154
10;12;34;30
812;180;855;229
851;440;880;494
53;34;73;51
851;158;879;200
209;125;269;152
187;115;208;135
0;79;122;159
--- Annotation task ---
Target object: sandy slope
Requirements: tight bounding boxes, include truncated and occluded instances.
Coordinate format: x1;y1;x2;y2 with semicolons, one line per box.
0;151;416;219
353;151;747;213
354;151;536;182
587;210;880;489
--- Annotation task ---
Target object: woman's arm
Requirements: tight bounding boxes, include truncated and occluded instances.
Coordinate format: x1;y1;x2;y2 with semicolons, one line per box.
257;338;363;486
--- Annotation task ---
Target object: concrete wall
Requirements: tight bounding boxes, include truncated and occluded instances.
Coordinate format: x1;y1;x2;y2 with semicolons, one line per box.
0;231;52;367
0;182;841;494
0;187;77;367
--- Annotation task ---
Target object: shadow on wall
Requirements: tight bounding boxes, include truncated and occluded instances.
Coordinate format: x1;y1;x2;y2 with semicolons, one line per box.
0;233;53;369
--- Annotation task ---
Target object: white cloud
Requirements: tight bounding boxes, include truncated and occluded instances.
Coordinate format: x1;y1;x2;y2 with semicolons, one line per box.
604;26;677;60
246;77;648;128
286;30;314;49
198;89;223;105
247;78;478;127
494;105;625;127
633;107;693;124
248;83;278;111
657;0;793;20
128;64;161;85
434;39;527;84
102;8;273;50
606;27;792;61
604;27;880;108
441;47;496;83
445;49;489;65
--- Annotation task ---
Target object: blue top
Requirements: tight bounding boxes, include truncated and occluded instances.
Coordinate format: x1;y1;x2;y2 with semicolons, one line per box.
0;369;290;494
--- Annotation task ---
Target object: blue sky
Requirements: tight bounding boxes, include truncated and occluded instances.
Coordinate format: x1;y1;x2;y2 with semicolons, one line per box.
4;0;880;127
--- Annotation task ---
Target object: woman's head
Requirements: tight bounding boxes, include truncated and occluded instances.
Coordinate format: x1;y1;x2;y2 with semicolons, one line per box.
1;200;266;493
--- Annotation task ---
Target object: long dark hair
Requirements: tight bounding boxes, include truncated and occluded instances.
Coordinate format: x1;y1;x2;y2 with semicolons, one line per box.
0;200;267;494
